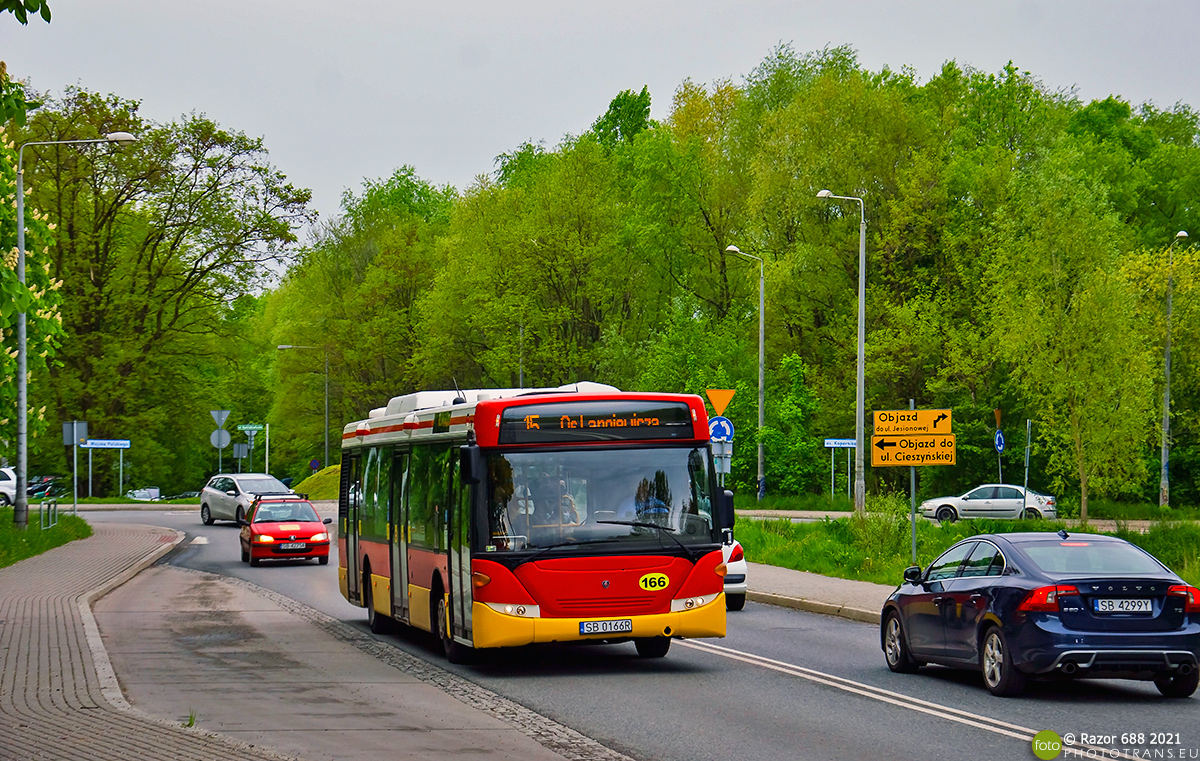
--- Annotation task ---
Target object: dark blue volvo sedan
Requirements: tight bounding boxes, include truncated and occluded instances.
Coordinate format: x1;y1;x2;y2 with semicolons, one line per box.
880;531;1200;697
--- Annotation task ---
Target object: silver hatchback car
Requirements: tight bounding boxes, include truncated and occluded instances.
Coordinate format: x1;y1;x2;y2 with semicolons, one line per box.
920;484;1056;523
200;473;295;525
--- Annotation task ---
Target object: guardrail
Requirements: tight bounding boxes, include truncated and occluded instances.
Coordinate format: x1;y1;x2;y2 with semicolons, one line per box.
39;497;59;529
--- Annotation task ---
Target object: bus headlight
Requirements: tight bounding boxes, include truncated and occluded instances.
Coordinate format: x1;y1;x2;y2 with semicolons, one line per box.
671;593;719;612
484;602;540;618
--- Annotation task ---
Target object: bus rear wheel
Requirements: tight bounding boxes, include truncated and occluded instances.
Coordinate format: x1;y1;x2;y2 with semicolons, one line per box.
365;576;391;634
634;637;671;658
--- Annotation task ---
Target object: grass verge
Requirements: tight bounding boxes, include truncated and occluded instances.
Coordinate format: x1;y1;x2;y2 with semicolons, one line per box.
736;514;1200;588
292;464;341;500
0;507;93;569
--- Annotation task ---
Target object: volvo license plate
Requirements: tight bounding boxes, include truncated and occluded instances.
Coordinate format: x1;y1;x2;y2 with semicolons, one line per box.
279;542;306;550
579;619;633;635
1094;598;1151;613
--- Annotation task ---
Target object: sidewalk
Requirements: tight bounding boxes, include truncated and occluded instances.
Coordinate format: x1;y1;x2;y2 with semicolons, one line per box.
0;523;302;761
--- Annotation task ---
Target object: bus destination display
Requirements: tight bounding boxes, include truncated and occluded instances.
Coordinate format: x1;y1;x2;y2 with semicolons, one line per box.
499;401;694;444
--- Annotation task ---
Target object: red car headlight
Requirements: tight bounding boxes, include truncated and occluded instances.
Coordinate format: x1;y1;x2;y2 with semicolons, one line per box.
310;532;328;542
254;534;275;543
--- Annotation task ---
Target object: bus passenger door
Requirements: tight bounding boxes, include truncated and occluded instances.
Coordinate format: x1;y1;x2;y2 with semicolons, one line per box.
390;451;410;623
448;452;473;643
342;453;363;604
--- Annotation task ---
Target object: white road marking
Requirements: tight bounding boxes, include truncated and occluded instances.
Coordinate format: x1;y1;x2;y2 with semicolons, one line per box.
191;536;209;545
680;640;1139;760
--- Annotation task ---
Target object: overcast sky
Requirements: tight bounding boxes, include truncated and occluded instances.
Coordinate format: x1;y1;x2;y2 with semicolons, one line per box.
4;1;1198;225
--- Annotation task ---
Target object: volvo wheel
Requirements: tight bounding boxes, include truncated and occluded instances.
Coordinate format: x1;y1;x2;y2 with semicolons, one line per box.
883;611;922;673
201;504;214;526
981;627;1026;697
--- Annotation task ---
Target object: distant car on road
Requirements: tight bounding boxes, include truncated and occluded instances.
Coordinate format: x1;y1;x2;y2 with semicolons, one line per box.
920;484;1056;522
201;473;295;525
126;486;162;502
723;539;748;611
0;467;15;506
238;497;332;566
881;531;1200;697
26;474;63;498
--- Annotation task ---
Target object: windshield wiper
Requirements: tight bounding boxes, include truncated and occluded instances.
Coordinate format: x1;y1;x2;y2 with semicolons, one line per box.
524;538;619;562
596;520;697;561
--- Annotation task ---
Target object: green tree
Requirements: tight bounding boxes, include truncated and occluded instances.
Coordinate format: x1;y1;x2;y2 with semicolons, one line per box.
1;64;62;461
16;88;312;490
989;147;1155;518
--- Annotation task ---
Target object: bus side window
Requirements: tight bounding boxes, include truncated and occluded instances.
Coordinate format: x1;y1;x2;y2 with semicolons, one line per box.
340;453;362;525
409;446;430;547
431;444;452;551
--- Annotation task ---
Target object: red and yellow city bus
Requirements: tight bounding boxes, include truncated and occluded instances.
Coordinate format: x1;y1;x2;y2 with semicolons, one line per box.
337;382;735;662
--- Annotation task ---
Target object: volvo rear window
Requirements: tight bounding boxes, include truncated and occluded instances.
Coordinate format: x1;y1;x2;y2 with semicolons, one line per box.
1018;540;1166;577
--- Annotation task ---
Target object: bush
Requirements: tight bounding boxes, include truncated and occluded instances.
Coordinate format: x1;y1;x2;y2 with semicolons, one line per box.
292;464;341;500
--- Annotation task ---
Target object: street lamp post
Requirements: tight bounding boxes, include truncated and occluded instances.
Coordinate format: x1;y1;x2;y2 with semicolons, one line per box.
277;345;330;470
817;189;867;513
1160;230;1189;509
725;245;765;501
13;132;137;529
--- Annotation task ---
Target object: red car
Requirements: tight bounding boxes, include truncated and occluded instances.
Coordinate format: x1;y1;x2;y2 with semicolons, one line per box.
239;498;332;566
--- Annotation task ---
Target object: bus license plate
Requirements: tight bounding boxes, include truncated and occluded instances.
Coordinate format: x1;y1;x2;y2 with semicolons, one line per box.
279;542;305;550
1094;598;1151;613
580;619;633;635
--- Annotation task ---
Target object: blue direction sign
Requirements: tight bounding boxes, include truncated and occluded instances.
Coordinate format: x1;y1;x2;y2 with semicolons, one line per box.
708;416;734;441
83;439;130;449
995;430;1006;453
824;438;856;448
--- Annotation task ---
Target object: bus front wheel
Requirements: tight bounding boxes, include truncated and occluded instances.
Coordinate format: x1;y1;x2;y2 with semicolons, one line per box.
436;595;472;664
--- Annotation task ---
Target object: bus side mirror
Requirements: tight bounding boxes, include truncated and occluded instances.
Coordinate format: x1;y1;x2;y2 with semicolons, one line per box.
718;489;735;530
460;445;483;485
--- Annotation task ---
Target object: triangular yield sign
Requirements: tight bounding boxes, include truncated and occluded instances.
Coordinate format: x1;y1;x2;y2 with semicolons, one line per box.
705;389;735;417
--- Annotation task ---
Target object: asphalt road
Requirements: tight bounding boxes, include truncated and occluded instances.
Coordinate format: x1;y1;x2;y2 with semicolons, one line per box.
89;510;1199;761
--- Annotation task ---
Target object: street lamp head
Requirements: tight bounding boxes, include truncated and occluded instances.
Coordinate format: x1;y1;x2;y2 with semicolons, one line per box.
105;131;138;147
1176;230;1189;241
725;245;741;254
816;189;833;199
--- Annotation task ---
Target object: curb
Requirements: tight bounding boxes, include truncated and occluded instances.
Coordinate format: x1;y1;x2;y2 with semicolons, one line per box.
747;590;881;625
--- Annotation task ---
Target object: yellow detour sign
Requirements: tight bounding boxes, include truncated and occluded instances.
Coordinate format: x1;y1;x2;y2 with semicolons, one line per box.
873;409;952;436
705;389;736;417
872;434;956;467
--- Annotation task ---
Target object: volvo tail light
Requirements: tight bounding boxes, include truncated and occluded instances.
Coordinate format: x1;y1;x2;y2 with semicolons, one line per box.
1168;585;1200;613
1018;585;1080;612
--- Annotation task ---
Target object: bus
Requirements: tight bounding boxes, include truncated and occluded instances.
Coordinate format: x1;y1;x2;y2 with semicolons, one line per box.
337;381;735;662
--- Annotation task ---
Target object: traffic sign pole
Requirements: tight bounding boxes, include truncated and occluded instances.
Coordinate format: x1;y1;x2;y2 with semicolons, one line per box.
909;399;917;564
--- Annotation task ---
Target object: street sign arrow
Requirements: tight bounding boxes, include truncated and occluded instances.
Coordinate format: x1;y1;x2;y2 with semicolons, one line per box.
874;438;898;450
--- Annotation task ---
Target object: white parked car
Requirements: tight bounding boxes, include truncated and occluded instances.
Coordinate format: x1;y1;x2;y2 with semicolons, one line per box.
0;467;15;506
723;539;748;611
200;473;294;525
920;484;1056;523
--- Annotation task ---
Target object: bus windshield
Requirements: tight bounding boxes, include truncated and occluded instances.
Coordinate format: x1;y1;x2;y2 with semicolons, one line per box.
484;446;717;553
